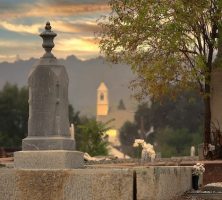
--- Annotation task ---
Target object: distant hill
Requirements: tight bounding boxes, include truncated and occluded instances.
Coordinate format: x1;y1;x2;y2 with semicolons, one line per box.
0;55;137;116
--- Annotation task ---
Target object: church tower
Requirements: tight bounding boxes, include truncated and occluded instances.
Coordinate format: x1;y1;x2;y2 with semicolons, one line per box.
97;82;109;116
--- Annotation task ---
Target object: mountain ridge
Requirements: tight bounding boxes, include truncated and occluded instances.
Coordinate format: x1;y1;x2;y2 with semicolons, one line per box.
0;55;137;116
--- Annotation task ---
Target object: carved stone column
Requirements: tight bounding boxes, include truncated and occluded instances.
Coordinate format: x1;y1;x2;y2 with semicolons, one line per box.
14;22;83;169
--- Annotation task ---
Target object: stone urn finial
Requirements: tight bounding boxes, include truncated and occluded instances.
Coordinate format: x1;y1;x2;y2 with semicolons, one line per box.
40;21;57;58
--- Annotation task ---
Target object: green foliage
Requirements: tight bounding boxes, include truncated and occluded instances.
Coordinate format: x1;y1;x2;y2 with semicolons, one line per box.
134;103;152;134
119;121;140;157
155;127;200;157
99;0;222;148
117;99;126;110
68;105;110;156
119;90;204;157
120;121;139;146
69;104;81;126
0;83;28;148
150;90;204;133
99;0;222;99
76;119;109;156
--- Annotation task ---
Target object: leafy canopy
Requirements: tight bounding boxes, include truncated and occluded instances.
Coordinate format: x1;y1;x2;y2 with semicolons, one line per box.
0;83;28;148
99;0;222;99
77;119;109;156
119;90;203;157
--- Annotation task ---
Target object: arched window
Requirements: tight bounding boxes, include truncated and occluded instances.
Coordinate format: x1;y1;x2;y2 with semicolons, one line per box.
100;93;104;101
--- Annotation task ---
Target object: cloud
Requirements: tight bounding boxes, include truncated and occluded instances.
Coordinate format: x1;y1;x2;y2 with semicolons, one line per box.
0;21;42;34
0;1;106;61
56;37;99;53
52;21;100;34
0;2;110;19
28;3;110;17
0;20;99;36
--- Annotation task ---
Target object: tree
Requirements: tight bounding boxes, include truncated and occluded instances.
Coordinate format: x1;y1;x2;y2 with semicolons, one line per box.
119;121;140;157
117;99;126;110
69;104;81;126
120;121;139;146
119;89;204;157
155;127;193;157
0;83;28;148
149;90;204;133
76;119;109;156
99;0;222;158
154;127;203;157
134;103;152;139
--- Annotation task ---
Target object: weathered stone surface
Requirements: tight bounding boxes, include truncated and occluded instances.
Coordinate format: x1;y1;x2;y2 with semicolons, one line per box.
28;59;69;138
21;23;75;151
23;57;75;151
64;169;133;200
203;162;222;185
136;166;193;200
0;169;16;200
14;22;83;170
203;182;222;192
0;168;133;200
22;136;75;151
14;151;84;169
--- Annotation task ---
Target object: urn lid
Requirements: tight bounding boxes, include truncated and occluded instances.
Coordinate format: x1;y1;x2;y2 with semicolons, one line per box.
40;22;57;58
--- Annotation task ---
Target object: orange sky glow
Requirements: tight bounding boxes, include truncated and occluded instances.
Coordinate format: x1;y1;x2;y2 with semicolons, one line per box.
0;0;110;62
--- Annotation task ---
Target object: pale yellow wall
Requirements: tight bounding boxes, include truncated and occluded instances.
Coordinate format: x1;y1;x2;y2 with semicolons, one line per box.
97;104;108;116
106;129;120;146
97;82;109;116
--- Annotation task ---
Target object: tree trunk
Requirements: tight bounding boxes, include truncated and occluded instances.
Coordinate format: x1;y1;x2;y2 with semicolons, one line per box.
203;87;212;159
204;95;211;144
203;68;212;159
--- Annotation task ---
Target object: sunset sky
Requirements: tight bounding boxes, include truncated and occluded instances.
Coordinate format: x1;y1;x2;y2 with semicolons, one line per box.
0;0;110;62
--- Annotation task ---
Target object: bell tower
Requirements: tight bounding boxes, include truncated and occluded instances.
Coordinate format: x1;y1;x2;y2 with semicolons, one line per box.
97;82;109;116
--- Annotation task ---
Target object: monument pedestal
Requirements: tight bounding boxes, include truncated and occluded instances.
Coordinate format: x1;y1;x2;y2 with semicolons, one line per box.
14;150;84;169
22;136;75;151
14;22;84;170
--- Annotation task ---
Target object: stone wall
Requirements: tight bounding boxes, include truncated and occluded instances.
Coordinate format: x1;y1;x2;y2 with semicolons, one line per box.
203;162;222;185
136;166;193;200
0;166;193;200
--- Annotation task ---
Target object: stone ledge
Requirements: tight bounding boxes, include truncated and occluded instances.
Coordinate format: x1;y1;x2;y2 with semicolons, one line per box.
0;168;133;200
14;150;84;169
22;137;75;151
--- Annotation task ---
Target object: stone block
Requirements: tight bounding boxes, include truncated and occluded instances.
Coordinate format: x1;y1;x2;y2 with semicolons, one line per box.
0;169;16;200
0;168;133;200
22;137;75;151
136;166;193;200
14;150;84;169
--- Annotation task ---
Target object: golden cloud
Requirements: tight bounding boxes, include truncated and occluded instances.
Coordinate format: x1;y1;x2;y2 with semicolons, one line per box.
0;3;110;19
52;21;100;34
56;37;99;53
0;21;42;34
0;20;100;36
33;3;110;17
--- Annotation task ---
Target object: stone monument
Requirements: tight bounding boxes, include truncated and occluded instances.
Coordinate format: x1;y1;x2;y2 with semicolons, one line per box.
14;22;84;169
190;146;195;157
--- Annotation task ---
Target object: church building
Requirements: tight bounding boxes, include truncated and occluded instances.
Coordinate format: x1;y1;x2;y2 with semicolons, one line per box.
96;82;134;148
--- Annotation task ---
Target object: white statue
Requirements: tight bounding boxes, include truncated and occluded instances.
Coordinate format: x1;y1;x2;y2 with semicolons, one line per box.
70;123;75;140
191;146;195;157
